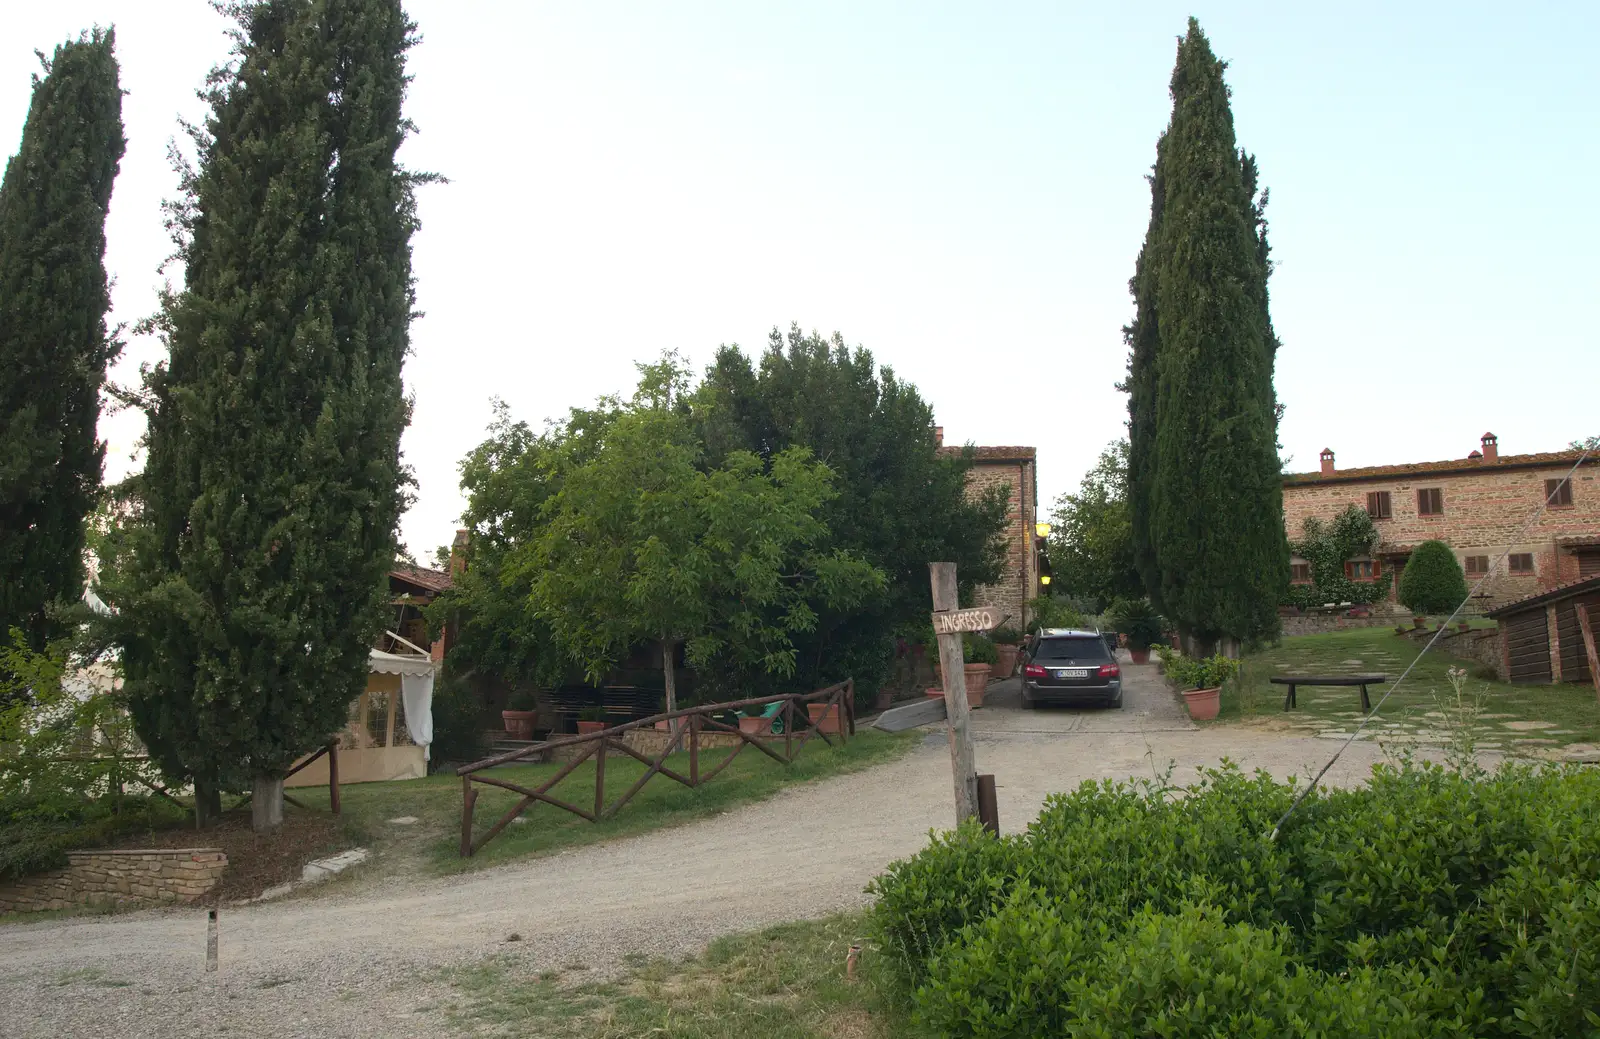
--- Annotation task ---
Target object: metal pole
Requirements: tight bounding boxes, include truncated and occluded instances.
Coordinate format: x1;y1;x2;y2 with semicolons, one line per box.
930;562;979;825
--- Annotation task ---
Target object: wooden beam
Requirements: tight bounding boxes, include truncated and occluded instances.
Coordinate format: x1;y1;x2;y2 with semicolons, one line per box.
930;562;979;826
1577;604;1600;703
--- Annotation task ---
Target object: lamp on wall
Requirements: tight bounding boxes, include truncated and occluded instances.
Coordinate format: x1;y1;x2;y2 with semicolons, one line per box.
1035;521;1051;539
1040;574;1051;586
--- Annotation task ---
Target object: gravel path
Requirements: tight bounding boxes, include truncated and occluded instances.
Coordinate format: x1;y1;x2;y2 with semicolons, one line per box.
0;661;1449;1038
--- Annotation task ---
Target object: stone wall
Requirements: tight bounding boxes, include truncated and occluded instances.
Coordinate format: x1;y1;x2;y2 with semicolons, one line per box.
959;452;1037;627
1279;609;1406;638
1283;451;1600;611
1442;627;1507;680
0;849;226;914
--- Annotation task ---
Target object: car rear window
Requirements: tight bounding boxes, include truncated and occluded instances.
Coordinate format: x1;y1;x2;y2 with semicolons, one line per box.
1033;636;1111;662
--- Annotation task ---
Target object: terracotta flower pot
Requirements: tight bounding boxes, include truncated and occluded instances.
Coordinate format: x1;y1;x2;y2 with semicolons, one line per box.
1182;687;1221;721
576;720;606;735
655;720;671;731
993;644;1020;679
807;702;842;734
1129;647;1151;665
963;663;990;708
874;690;894;711
501;709;536;741
1413;616;1427;630
926;687;945;699
738;715;773;735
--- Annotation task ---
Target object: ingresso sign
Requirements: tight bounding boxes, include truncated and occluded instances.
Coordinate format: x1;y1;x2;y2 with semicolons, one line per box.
930;607;997;636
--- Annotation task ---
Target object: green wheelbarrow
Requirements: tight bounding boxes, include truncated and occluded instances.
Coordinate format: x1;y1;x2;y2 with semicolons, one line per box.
735;700;787;734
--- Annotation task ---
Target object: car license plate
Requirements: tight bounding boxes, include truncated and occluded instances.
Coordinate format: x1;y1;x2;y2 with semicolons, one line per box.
1055;668;1088;679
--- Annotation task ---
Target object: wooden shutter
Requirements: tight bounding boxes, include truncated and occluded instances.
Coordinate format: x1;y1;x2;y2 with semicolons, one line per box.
1580;552;1600;578
1546;478;1573;507
1417;488;1443;515
1366;491;1391;519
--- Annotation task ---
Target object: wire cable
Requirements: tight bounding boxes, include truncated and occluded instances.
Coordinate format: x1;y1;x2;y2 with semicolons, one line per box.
1267;441;1595;841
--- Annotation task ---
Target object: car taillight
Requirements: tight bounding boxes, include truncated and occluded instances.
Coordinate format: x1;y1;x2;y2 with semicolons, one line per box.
1023;664;1047;677
1098;664;1120;677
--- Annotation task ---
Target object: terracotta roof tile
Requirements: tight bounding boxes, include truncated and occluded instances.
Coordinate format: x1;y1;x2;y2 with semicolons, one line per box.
390;565;452;595
1484;574;1600;618
1283;449;1592;486
938;445;1037;461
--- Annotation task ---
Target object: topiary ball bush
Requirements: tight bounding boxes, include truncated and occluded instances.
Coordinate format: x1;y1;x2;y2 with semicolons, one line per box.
1398;539;1468;616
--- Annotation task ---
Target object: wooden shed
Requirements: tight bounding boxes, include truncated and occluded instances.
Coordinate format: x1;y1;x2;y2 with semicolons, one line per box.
1486;576;1600;686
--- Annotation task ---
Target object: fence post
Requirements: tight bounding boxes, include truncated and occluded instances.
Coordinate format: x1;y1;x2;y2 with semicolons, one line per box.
689;713;699;786
930;562;980;826
784;698;793;760
459;777;476;858
594;737;607;819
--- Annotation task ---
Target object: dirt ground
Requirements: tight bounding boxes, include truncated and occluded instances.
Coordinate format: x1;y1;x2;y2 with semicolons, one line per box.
109;808;352;905
0;659;1462;1039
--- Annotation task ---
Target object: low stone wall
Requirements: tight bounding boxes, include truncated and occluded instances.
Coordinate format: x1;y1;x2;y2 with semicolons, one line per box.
1440;627;1506;680
0;849;226;914
619;727;749;758
1279;611;1403;638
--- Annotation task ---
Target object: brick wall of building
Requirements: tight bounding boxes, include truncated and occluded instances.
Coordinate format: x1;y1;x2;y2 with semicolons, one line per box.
1283;442;1600;611
959;455;1036;626
0;849;227;914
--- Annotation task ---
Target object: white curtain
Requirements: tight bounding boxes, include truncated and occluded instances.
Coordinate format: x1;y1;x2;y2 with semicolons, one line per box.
400;672;435;760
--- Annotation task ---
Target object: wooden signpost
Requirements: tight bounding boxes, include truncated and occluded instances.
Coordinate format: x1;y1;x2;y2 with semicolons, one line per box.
1577;604;1600;702
929;562;979;826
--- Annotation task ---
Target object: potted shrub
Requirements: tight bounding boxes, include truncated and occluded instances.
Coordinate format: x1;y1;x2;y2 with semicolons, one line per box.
501;690;538;741
963;635;997;707
1169;654;1239;721
576;706;609;735
873;687;894;711
1105;598;1165;665
1399;540;1467;629
738;708;774;735
990;625;1023;679
807;698;843;734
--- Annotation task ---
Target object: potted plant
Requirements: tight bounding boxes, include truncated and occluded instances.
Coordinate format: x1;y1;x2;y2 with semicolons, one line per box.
738;708;774;735
501;690;538;741
962;635;997;707
873;687;894;711
807;698;843;734
576;706;609;735
990;625;1023;679
1168;654;1239;721
1105;598;1165;665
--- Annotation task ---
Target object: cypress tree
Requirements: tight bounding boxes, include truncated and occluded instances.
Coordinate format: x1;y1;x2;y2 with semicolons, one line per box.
0;30;124;652
106;0;422;829
1122;135;1165;611
1147;19;1287;650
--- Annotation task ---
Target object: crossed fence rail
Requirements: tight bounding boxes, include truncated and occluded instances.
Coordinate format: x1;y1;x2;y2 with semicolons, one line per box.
455;679;855;857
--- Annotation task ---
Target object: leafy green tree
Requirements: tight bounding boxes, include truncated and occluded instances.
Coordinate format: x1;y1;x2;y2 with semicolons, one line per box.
1282;506;1391;610
1121;135;1165;611
514;367;885;711
694;325;1008;694
0;30;124;654
1142;19;1288;651
101;0;424;829
1398;540;1468;617
1046;440;1141;611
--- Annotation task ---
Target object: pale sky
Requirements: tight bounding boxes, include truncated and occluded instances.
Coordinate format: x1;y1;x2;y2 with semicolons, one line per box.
4;2;1596;560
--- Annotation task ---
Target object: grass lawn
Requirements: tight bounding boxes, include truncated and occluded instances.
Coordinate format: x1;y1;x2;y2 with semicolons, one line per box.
290;727;914;877
438;913;921;1038
1217;626;1600;754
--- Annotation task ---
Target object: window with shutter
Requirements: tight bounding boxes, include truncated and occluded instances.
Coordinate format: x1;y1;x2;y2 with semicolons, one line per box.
1290;562;1312;584
1365;491;1392;519
1508;553;1534;575
1546;478;1574;507
1579;552;1600;578
1464;555;1490;576
1417;488;1444;515
1345;560;1377;581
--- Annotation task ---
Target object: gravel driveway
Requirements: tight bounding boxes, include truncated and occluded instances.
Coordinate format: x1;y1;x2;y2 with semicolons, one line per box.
0;660;1442;1038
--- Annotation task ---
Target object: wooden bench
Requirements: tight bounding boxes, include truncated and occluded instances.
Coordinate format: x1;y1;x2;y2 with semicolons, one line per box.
1269;674;1389;713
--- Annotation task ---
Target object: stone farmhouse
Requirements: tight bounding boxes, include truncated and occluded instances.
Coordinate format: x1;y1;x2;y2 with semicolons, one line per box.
936;427;1041;627
1281;434;1600;612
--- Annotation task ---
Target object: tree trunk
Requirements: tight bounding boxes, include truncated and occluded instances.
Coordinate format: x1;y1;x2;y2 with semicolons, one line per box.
193;777;223;828
659;630;678;714
252;775;285;832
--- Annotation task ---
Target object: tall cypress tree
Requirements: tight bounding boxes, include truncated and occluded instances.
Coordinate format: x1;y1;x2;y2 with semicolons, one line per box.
105;0;421;828
0;30;124;652
1144;19;1287;649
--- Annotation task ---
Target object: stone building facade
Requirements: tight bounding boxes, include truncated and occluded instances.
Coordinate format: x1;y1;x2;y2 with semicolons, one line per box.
937;428;1039;628
1281;434;1600;612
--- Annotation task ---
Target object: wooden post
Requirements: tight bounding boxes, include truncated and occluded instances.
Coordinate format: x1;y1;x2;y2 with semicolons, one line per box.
594;738;607;819
460;776;476;858
1577;604;1600;702
328;742;341;815
784;698;793;761
930;562;979;826
1548;604;1563;683
976;774;999;836
688;713;699;787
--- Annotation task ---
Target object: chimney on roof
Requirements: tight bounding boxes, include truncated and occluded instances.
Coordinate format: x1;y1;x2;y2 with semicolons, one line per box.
1481;432;1498;463
450;528;469;577
1469;450;1482;461
1319;448;1335;476
934;425;944;448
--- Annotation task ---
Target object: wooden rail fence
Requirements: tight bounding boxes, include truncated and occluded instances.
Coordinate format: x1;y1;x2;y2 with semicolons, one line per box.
455;680;854;857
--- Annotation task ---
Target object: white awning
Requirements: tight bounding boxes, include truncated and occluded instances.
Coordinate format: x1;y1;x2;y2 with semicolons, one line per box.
368;649;437;677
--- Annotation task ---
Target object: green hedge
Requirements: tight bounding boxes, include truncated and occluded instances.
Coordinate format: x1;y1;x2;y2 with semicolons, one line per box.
868;763;1600;1038
1398;539;1469;616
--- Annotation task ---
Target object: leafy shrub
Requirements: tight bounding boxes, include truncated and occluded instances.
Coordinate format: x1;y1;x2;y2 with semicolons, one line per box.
1025;595;1085;632
428;670;489;768
1164;652;1239;690
1103;597;1165;649
0;790;187;880
962;635;998;666
1398;539;1468;615
870;762;1600;1038
989;625;1022;646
